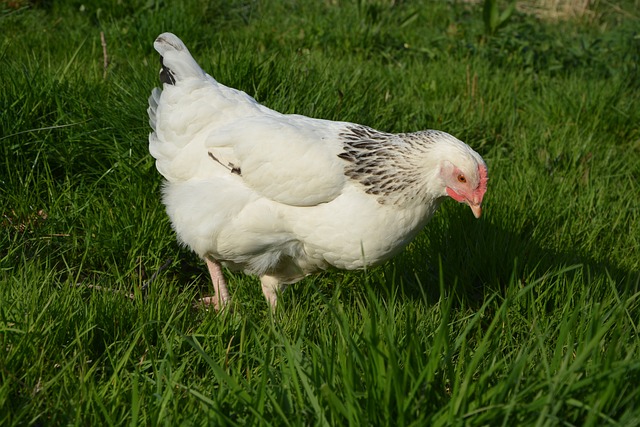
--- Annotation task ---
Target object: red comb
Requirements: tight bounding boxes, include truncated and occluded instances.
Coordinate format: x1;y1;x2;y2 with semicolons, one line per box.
474;164;488;199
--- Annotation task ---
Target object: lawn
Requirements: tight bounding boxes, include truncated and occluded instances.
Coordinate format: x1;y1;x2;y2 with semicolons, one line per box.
1;0;639;425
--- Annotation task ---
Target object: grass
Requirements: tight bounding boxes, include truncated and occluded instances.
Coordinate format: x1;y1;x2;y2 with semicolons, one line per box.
1;0;640;425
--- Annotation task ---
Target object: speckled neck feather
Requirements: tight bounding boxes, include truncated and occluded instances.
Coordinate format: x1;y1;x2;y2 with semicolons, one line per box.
337;125;440;206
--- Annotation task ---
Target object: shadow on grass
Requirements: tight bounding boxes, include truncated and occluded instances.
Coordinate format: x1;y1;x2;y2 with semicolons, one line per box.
391;209;640;310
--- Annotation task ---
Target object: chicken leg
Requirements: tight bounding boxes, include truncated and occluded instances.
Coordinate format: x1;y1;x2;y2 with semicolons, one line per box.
260;275;281;311
198;257;230;310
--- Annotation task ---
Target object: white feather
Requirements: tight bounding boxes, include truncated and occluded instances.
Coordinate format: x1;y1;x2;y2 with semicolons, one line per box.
148;32;488;293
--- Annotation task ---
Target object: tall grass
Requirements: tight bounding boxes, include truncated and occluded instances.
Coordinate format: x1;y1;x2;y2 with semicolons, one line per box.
1;0;639;425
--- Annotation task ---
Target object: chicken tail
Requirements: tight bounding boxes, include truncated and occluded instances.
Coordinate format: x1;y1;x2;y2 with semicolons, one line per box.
153;33;206;85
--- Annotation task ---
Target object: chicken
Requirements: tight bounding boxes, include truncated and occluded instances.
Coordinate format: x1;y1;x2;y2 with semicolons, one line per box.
148;33;488;310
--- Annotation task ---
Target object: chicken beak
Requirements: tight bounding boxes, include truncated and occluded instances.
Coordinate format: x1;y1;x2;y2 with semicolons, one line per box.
469;203;482;218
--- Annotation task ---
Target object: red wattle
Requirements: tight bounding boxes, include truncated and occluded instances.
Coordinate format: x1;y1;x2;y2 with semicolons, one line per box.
446;187;465;202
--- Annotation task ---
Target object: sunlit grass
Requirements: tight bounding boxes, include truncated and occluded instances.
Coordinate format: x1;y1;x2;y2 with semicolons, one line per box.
1;0;639;425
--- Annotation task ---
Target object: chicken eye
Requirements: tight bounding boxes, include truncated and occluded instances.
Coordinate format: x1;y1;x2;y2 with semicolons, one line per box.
457;174;466;183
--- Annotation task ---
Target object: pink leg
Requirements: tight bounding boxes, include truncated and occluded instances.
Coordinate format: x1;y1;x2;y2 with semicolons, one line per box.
198;257;230;310
260;275;281;311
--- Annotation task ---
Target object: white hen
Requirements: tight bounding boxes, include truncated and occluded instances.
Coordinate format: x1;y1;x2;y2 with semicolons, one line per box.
148;33;488;310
